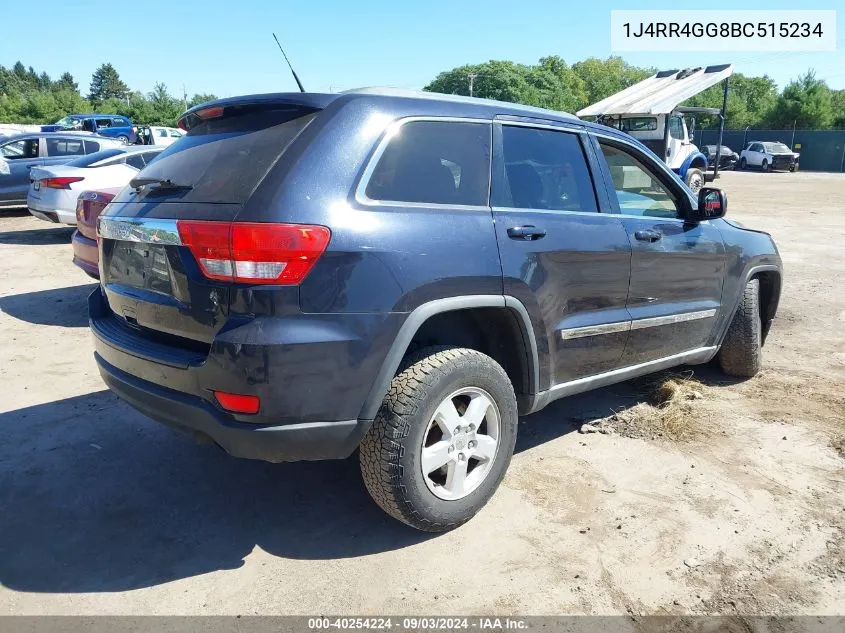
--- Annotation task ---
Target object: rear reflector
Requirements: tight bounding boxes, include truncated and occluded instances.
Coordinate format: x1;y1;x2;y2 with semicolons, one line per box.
213;391;260;414
41;176;84;189
177;221;330;285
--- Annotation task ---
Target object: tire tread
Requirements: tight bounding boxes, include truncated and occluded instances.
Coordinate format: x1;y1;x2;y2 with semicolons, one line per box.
718;278;762;377
359;346;515;532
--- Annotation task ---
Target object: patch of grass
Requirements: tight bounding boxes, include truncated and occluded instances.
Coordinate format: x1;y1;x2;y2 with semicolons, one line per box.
602;372;710;441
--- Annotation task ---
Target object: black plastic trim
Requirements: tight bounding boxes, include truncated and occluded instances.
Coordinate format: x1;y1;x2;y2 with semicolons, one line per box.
358;295;540;421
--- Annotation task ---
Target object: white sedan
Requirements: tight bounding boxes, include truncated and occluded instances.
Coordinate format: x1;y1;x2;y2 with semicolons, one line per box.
28;145;165;225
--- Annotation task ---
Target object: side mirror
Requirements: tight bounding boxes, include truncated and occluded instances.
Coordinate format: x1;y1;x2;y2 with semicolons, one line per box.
693;187;727;221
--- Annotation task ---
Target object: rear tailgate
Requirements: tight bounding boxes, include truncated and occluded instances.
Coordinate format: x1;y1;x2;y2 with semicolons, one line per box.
96;101;322;346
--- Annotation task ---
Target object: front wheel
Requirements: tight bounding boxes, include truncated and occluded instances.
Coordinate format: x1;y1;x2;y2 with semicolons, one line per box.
739;157;747;170
761;159;769;172
718;278;762;377
685;168;704;194
359;347;518;532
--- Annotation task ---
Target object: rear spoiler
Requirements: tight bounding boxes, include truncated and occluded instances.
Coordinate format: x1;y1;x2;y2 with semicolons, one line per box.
177;92;337;131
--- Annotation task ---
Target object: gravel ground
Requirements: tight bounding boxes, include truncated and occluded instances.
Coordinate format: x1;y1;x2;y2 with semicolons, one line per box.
0;170;843;616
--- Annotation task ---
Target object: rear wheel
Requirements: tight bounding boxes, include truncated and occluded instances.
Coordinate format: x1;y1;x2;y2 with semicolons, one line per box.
718;278;762;377
761;159;769;172
117;135;129;145
359;347;518;532
685;168;704;194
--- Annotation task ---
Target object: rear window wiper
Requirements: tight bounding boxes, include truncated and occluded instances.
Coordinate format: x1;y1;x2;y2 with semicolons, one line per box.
130;176;193;191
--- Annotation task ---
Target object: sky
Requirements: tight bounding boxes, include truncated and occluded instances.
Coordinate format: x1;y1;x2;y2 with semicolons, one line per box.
1;0;842;99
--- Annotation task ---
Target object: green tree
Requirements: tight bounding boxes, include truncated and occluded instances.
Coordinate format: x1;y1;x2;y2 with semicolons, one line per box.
88;63;129;106
54;72;79;93
768;71;834;129
684;73;778;129
189;93;218;108
570;56;652;106
148;82;183;125
831;90;845;129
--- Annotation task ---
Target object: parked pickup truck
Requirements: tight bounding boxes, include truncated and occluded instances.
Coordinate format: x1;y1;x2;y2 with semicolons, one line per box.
90;88;783;531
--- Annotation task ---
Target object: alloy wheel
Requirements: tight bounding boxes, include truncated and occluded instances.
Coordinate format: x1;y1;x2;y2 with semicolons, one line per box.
420;387;500;501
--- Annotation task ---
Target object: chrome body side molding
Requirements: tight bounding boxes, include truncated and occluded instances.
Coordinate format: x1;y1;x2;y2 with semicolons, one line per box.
560;309;717;340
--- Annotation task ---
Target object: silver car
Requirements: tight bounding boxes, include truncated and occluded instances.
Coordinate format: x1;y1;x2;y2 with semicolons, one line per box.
28;145;165;225
0;132;122;209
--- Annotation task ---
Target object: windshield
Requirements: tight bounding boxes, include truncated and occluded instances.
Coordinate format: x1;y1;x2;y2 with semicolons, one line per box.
54;116;82;128
66;148;126;167
619;117;658;132
764;142;791;153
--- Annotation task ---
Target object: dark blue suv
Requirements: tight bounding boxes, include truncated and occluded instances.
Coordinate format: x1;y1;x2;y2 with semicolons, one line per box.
89;89;782;531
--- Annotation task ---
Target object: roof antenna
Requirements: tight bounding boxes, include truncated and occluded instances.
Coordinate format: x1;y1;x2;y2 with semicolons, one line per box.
272;33;305;93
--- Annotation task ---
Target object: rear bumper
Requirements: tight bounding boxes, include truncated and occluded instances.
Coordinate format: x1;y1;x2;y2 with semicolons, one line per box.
88;287;393;462
28;198;76;225
95;354;366;462
72;230;99;278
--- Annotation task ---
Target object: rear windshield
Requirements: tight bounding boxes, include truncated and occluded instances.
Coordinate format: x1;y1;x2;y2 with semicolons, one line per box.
118;106;318;204
67;148;125;167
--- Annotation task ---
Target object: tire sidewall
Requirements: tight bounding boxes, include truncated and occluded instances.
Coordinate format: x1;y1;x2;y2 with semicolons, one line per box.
762;159;769;172
740;157;747;170
394;354;518;525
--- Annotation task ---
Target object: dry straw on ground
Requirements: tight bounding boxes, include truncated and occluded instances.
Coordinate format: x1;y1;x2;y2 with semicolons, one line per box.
583;372;712;441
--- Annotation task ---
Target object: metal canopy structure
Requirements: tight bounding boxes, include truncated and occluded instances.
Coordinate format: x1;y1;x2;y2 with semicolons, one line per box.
576;64;734;117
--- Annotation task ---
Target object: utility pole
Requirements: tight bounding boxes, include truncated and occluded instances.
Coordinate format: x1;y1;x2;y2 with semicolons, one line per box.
467;73;478;97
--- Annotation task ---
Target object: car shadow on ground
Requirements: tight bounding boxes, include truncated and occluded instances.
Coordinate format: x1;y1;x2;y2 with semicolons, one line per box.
0;283;96;328
0;364;733;594
0;225;74;245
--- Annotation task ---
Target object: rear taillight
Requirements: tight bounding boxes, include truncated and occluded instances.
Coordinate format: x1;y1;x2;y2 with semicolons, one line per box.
176;221;331;285
41;176;84;189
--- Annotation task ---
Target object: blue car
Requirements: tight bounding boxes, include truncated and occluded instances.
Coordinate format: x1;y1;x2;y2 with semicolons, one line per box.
42;114;135;144
91;88;782;531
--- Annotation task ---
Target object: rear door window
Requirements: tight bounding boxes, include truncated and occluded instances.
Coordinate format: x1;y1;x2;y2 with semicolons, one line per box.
364;120;491;206
46;138;85;156
493;125;598;213
122;105;318;204
84;140;101;153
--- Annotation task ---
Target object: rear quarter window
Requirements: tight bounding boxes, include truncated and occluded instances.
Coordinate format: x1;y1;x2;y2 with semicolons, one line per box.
46;138;85;156
122;106;318;204
364;120;491;206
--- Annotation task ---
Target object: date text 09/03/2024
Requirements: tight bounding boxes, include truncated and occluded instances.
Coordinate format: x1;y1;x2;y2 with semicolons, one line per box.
308;617;528;630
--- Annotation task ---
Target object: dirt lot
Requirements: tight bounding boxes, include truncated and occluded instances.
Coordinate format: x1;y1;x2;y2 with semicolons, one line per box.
0;170;843;616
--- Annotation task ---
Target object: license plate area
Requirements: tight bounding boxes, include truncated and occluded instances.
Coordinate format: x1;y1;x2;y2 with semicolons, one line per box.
105;241;179;298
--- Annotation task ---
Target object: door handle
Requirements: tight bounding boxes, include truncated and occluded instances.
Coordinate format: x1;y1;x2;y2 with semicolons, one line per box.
507;225;546;241
634;229;662;242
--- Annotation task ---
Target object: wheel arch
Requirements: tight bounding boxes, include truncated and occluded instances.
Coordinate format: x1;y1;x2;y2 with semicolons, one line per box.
358;296;539;421
679;151;708;179
715;264;782;350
